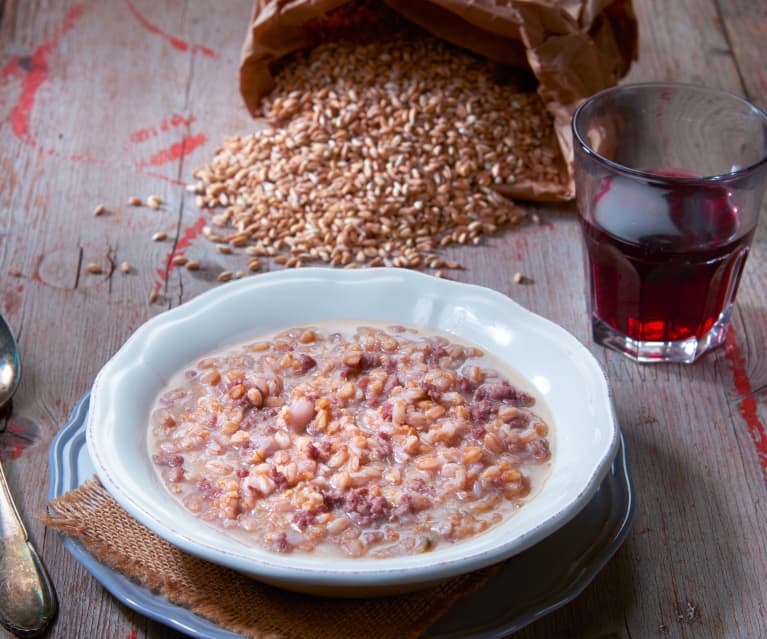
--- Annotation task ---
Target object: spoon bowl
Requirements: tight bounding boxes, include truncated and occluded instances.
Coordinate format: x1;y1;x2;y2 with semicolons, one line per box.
0;313;21;411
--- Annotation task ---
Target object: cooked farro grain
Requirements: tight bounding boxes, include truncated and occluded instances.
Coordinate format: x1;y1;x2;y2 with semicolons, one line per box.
191;33;566;270
149;323;553;558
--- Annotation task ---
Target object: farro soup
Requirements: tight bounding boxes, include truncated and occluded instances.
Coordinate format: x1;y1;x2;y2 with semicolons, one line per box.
148;322;554;559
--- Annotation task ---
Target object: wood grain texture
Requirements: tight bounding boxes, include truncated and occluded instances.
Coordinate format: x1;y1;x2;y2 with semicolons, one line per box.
716;0;767;111
0;0;765;638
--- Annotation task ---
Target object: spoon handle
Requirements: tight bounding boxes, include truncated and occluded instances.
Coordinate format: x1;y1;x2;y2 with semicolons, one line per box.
0;462;58;637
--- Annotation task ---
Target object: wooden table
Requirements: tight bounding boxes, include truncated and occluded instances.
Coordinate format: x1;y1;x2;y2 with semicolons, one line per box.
1;1;765;637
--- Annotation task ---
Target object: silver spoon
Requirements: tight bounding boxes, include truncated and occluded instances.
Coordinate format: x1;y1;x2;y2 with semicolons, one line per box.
0;313;57;637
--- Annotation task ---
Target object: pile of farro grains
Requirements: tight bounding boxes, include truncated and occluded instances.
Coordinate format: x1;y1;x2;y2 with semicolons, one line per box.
188;4;570;275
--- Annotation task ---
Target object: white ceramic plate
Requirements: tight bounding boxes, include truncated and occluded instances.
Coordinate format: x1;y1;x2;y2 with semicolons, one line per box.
86;268;619;596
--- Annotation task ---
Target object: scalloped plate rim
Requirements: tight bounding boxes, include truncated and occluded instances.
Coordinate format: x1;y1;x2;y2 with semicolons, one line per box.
85;268;620;593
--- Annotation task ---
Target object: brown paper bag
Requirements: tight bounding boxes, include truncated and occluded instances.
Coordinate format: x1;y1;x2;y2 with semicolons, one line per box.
239;0;637;200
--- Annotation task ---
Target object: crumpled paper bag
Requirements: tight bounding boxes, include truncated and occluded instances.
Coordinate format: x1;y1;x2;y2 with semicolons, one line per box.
239;0;637;201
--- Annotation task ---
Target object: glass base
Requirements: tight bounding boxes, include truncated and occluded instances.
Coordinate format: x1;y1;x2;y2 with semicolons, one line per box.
591;308;733;364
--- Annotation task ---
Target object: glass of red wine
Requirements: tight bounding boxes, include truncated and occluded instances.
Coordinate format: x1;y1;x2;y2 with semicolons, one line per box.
572;83;767;363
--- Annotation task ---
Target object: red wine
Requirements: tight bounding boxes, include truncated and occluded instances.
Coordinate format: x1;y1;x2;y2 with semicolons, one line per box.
582;175;753;343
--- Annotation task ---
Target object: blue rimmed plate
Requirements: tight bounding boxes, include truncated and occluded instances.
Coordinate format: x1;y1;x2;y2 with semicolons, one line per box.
49;392;633;638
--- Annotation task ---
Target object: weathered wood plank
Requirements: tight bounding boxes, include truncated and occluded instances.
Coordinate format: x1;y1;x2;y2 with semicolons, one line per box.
623;0;742;90
1;0;766;638
715;0;767;408
0;2;252;638
509;0;767;638
716;0;767;111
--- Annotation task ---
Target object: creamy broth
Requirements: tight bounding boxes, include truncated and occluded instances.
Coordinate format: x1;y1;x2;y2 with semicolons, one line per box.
148;322;553;558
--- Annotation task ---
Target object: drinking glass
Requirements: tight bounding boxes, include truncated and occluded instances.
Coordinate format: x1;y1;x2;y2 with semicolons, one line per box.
572;82;767;363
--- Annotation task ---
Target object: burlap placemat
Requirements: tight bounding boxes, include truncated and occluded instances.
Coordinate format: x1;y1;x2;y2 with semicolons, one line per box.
43;479;502;639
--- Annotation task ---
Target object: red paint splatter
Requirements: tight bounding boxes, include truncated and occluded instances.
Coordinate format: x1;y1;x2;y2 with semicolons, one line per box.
176;215;209;252
0;415;40;461
127;629;138;639
757;72;767;93
125;0;218;58
136;133;208;168
5;443;24;459
1;5;87;144
153;214;208;289
130;115;197;144
143;171;188;186
724;327;767;483
69;153;108;166
513;237;528;261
